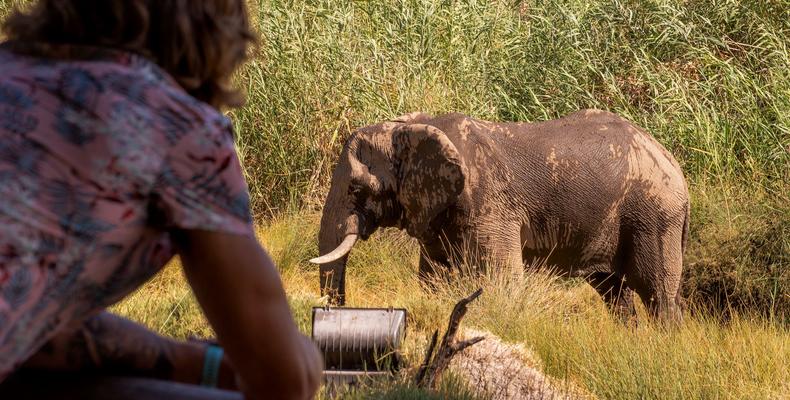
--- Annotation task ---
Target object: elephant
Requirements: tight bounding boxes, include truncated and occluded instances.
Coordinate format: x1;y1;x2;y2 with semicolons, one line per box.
311;109;689;321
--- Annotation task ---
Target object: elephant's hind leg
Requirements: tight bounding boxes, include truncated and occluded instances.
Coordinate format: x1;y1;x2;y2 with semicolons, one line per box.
623;223;685;323
587;271;636;321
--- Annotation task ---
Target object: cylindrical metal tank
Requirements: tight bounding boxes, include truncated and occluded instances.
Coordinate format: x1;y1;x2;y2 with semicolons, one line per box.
311;307;407;371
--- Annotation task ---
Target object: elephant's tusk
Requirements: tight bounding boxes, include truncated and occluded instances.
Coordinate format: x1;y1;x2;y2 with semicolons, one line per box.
309;234;359;264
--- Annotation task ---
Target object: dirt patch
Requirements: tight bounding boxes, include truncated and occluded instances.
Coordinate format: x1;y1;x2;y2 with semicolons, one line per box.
450;329;593;400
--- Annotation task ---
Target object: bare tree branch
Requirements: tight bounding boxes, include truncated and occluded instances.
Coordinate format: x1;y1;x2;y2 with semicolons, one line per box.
450;336;486;354
418;288;485;390
414;330;439;387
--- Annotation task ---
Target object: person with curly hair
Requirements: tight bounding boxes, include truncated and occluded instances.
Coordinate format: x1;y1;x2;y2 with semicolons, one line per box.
0;1;322;399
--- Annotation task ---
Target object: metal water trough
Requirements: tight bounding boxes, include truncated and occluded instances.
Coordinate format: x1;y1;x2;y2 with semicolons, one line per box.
311;307;407;387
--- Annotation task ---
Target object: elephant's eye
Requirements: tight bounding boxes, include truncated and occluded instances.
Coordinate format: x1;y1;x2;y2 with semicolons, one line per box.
349;185;363;196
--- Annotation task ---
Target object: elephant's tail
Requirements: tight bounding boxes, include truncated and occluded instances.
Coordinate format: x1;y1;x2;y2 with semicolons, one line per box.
677;200;691;313
681;200;690;255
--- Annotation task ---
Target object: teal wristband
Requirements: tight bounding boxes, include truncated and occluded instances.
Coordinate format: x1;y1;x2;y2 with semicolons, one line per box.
201;344;224;388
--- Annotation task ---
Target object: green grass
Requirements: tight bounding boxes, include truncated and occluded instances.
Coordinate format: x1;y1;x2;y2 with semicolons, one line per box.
234;0;789;214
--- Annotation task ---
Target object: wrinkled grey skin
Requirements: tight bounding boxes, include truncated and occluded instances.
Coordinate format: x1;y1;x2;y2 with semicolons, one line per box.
318;110;689;321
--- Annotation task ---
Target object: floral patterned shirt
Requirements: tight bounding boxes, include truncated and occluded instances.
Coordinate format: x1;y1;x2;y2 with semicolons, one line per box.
0;42;253;379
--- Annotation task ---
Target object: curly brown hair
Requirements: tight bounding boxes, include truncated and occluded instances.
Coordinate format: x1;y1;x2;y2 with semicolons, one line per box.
2;0;257;109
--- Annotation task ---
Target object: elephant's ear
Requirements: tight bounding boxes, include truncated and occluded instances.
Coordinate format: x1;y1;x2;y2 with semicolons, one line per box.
393;124;466;239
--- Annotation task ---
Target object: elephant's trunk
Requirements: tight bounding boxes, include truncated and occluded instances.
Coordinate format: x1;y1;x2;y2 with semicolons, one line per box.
316;207;360;306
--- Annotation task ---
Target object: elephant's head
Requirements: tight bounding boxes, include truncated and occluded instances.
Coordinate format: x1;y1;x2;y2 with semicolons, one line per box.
310;114;466;305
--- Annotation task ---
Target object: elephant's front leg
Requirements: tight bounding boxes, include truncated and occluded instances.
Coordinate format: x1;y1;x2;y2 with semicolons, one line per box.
422;224;523;278
415;221;524;291
468;222;525;274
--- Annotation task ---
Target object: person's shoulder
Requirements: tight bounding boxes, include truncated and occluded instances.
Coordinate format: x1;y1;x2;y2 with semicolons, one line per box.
154;85;234;145
0;41;234;142
97;54;234;141
0;43;39;73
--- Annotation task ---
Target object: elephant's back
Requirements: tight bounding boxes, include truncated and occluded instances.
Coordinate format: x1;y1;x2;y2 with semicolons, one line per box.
509;108;688;246
427;109;688;209
550;109;688;206
502;109;652;156
499;109;685;190
504;110;687;271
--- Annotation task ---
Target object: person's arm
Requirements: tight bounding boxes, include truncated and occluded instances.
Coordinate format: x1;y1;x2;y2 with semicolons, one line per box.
20;312;238;389
175;229;322;400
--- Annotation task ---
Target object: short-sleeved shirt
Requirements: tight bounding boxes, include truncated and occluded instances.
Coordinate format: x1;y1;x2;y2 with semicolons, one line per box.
0;42;254;379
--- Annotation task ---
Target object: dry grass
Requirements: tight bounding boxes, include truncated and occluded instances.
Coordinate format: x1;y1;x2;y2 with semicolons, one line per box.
114;213;790;400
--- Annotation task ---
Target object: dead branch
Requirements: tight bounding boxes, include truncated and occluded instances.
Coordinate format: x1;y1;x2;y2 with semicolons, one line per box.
451;336;486;353
414;330;438;386
416;288;486;389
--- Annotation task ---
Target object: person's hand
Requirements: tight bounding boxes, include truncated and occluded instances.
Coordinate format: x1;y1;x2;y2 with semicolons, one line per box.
295;334;324;394
236;334;322;400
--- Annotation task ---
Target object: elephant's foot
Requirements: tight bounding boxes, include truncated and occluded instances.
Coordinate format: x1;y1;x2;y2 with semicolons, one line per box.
643;296;684;326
